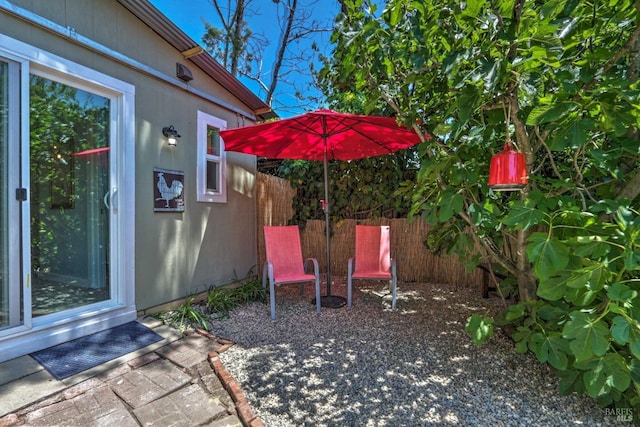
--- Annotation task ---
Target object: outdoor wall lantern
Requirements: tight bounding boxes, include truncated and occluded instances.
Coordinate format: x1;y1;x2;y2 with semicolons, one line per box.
162;125;181;147
488;143;528;191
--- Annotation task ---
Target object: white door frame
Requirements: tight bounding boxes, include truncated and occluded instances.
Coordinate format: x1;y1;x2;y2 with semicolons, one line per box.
0;34;137;362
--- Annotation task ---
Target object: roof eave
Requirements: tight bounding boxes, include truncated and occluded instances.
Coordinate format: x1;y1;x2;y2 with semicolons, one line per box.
116;0;277;121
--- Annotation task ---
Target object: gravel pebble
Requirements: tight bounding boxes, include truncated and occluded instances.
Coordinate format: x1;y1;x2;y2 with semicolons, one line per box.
208;279;628;426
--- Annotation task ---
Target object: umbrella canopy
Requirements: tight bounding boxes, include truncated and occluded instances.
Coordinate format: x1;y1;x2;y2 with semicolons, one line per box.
220;109;422;160
220;109;425;307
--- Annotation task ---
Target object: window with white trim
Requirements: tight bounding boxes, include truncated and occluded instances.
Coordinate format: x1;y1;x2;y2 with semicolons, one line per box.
197;111;227;203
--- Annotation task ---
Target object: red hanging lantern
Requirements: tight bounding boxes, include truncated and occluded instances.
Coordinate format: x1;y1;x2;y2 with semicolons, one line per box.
488;143;528;191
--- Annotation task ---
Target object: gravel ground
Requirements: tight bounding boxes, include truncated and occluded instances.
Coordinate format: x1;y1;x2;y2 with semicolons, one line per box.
208;278;628;426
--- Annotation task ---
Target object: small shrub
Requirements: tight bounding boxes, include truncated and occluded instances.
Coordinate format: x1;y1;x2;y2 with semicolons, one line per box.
157;274;266;330
163;296;210;331
206;275;265;318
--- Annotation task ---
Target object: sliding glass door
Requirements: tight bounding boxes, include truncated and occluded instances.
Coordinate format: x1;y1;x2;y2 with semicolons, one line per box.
0;35;136;362
1;61;114;326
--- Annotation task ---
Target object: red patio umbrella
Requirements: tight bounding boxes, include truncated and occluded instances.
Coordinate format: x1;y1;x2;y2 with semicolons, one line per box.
220;109;426;307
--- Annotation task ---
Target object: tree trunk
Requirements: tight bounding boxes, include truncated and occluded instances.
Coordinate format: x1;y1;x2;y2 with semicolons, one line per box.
616;34;640;203
230;0;246;76
508;83;538;302
516;226;537;301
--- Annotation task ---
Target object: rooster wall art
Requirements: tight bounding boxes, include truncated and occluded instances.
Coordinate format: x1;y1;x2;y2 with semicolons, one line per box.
155;172;184;208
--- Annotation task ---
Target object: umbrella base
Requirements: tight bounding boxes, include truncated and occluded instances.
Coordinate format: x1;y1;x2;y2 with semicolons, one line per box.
312;295;347;309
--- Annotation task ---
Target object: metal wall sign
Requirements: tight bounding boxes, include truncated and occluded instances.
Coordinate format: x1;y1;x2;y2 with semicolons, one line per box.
153;167;184;212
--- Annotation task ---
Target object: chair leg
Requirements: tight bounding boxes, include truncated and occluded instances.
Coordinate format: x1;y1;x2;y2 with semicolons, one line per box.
315;277;321;314
391;259;397;311
269;275;276;321
347;258;354;308
391;278;397;311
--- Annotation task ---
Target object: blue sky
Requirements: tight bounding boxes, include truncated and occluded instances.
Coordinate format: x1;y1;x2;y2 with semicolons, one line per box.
150;0;341;117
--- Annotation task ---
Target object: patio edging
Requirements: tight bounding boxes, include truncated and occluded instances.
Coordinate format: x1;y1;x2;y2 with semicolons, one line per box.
195;328;265;427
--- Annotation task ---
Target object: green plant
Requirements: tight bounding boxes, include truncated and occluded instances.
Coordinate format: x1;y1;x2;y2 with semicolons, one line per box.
205;287;238;318
165;296;210;331
234;274;266;303
205;275;266;318
469;202;640;418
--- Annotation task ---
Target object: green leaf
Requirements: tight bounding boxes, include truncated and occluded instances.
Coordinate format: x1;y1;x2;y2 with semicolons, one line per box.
465;314;494;347
438;191;464;222
565;286;599;306
515;339;528;353
505;303;526;321
386;4;401;27
573;237;610;259
550;118;597;150
526;105;551;126
532;333;569;370
527;233;570;279
562;312;610;362
603;353;631;392
463;0;487;17
623;248;640;271
611;316;630;345
456;86;478;128
537;275;570;301
502;202;545;230
558;369;583;396
616;205;633;229
537;303;568;321
630;358;640;384
607;282;637;302
583;353;631;397
583;362;608;397
526;102;578;125
566;263;604;291
629;326;640;360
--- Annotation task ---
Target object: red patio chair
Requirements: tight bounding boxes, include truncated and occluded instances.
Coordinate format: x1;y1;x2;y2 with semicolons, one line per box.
263;225;321;320
347;225;397;310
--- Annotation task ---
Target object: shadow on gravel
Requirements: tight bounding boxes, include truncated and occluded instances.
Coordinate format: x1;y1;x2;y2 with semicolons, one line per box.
213;279;620;426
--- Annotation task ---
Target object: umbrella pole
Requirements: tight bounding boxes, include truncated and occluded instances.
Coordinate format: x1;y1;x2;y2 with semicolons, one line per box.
315;148;346;309
323;149;331;295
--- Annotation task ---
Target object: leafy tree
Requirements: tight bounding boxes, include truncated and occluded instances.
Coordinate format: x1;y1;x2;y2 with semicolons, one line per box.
202;0;333;112
320;0;640;415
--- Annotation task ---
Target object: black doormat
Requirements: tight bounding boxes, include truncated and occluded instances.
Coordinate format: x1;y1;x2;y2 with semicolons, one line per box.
30;321;163;380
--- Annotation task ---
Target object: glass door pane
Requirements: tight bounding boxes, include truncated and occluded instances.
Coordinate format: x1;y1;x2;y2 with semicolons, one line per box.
29;75;111;317
0;58;21;330
0;61;8;327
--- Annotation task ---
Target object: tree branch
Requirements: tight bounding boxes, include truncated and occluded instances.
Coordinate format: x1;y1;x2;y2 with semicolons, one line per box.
616;169;640;201
266;0;297;106
533;128;563;179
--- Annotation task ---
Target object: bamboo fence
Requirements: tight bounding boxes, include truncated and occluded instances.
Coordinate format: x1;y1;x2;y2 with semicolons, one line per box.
256;172;486;293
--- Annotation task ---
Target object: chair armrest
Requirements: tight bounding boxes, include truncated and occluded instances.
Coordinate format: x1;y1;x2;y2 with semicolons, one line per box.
265;260;274;276
304;257;319;275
